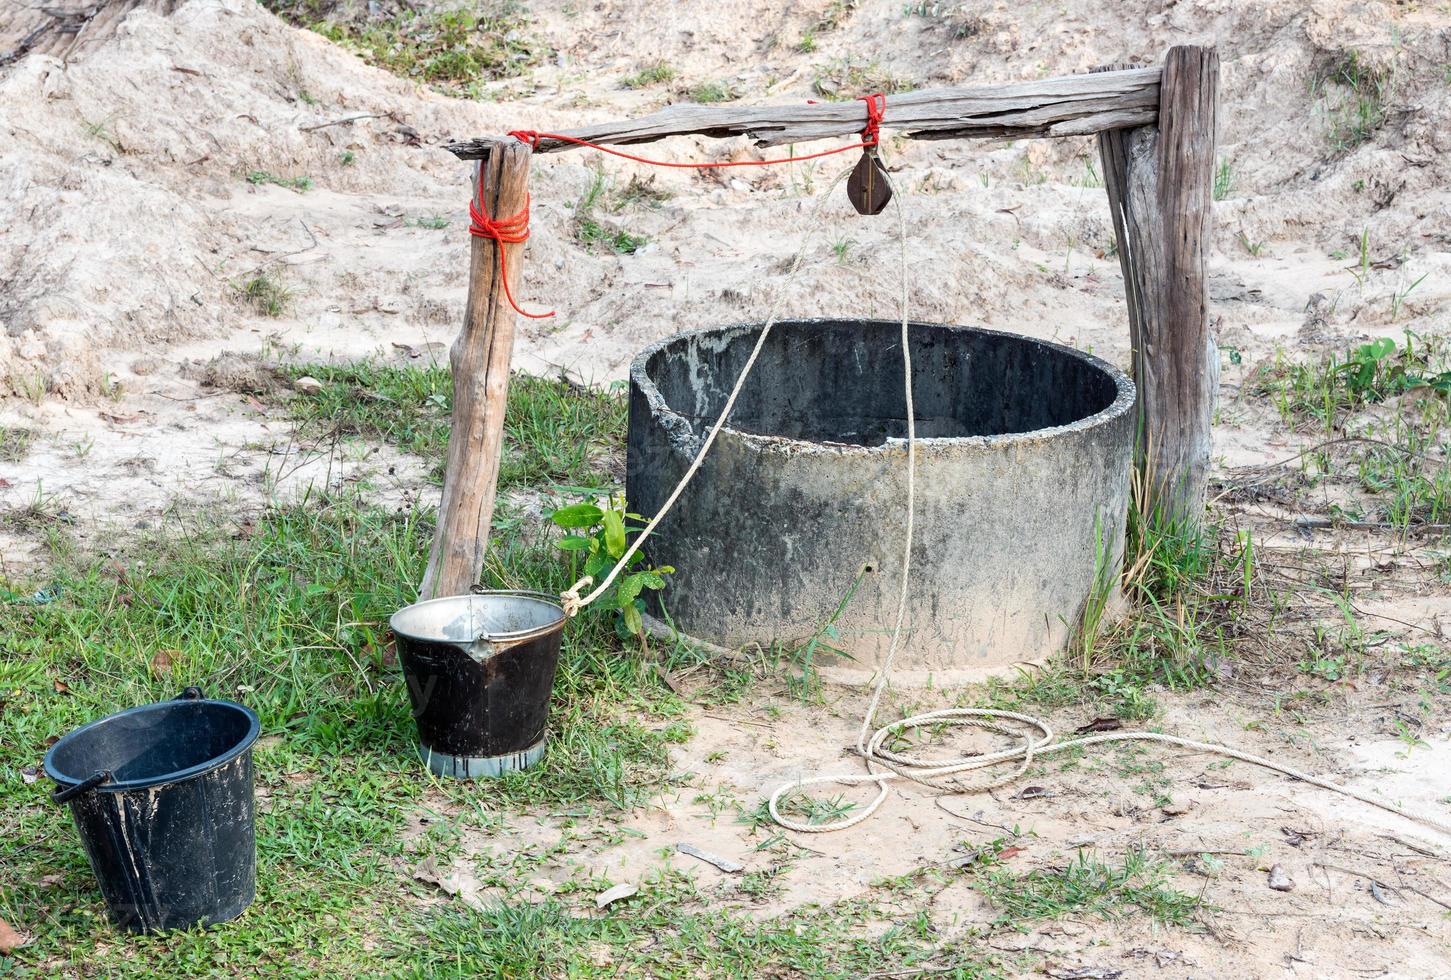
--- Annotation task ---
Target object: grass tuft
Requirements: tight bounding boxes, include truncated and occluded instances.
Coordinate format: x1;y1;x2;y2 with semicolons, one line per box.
264;0;545;91
283;360;626;491
622;60;676;89
239;271;293;317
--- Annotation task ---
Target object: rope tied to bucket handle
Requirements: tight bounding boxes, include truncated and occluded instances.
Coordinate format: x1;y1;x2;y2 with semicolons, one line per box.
557;163;862;617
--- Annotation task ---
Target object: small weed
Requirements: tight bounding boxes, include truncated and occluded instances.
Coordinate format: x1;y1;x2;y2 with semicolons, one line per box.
0;426;33;463
238;271;292;317
812;58;915;100
412;215;449;230
813;0;859;33
548;494;673;644
796;32;817;53
622;61;676;88
576;218;648;254
246;170;314;193
82;116;122;154
829;236;854;263
1390;271;1429;321
1237;231;1265;257
339;150;356;165
1314;49;1391;152
687;81;736;104
1213;158;1234;200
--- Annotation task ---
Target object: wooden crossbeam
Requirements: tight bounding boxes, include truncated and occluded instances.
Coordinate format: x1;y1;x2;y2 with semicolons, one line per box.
445;66;1161;159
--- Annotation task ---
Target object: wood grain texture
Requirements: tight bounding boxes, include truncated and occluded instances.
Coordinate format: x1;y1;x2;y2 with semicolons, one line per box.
446;67;1161;159
1097;47;1220;527
420;139;532;599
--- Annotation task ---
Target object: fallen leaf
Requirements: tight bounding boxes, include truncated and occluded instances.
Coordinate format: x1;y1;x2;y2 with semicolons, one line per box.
1267;864;1294;892
653;665;683;695
1016;785;1054;800
0;478;12;489
998;845;1025;860
99;412;141;425
1074;717;1123;734
595;882;637;909
413;858;458;895
292;376;325;394
52;679;70;694
149;648;176;678
0;918;25;954
21;766;39;785
1047;969;1121;980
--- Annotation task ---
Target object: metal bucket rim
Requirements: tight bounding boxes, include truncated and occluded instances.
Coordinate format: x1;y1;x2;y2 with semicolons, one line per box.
390;590;566;647
43;698;261;794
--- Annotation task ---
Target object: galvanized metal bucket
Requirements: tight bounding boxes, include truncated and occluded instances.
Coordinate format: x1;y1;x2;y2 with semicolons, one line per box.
390;590;565;779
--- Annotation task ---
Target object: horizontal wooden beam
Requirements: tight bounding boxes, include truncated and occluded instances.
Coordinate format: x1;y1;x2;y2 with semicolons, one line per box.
446;66;1161;160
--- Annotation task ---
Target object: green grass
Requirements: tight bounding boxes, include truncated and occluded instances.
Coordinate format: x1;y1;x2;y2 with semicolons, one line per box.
975;849;1201;926
1212;158;1234;200
420;873;1000;977
281;361;626;491
1314;49;1391;152
622;60;677;88
812;59;915;100
1249;333;1450;532
572;172;650;254
246;171;314;193
1;425;33;463
0;493;694;973
264;1;545;91
239;271;293;317
686;81;736;104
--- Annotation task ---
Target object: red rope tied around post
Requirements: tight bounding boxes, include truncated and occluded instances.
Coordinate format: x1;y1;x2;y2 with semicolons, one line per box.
467;164;555;319
483;94;887;318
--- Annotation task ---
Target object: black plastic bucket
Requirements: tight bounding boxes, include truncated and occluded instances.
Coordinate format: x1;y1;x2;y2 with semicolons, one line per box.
43;688;260;933
390;590;565;779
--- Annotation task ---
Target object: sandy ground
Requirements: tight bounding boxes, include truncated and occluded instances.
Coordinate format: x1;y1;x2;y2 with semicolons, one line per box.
3;0;1451;974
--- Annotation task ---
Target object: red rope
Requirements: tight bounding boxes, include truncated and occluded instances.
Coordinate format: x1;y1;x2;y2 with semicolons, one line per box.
467;172;555;319
475;94;887;318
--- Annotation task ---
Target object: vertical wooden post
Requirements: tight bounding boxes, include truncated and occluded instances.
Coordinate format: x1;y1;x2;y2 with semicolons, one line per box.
420;139;532;599
1097;46;1219;527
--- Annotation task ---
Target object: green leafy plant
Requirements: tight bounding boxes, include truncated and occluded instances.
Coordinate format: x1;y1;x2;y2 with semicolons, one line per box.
549;496;672;641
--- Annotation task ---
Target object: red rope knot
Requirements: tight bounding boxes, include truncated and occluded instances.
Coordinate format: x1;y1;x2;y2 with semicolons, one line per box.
468;167;554;319
508;130;542;150
856;92;886;146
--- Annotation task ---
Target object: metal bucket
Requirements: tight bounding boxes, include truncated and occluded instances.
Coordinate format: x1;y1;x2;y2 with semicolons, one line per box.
43;687;260;933
390;590;566;779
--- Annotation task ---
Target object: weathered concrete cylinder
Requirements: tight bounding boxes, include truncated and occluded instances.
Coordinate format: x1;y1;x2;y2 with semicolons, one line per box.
626;319;1136;683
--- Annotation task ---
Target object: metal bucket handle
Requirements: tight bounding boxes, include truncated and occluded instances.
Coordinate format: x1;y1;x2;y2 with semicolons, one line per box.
462;587;566;661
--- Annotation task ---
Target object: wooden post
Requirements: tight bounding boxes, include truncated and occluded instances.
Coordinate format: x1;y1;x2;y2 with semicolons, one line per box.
1097;46;1219;527
420;139;532;599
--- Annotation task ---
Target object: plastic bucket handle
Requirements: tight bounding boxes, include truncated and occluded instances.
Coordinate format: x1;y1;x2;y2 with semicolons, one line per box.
50;686;208;804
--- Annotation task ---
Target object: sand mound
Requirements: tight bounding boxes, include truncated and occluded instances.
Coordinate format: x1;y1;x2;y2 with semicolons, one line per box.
2;0;1445;406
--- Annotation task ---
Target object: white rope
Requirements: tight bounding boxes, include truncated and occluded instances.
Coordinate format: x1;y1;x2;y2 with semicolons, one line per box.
552;156;1451;845
559;167;855;617
765;168;1451;844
